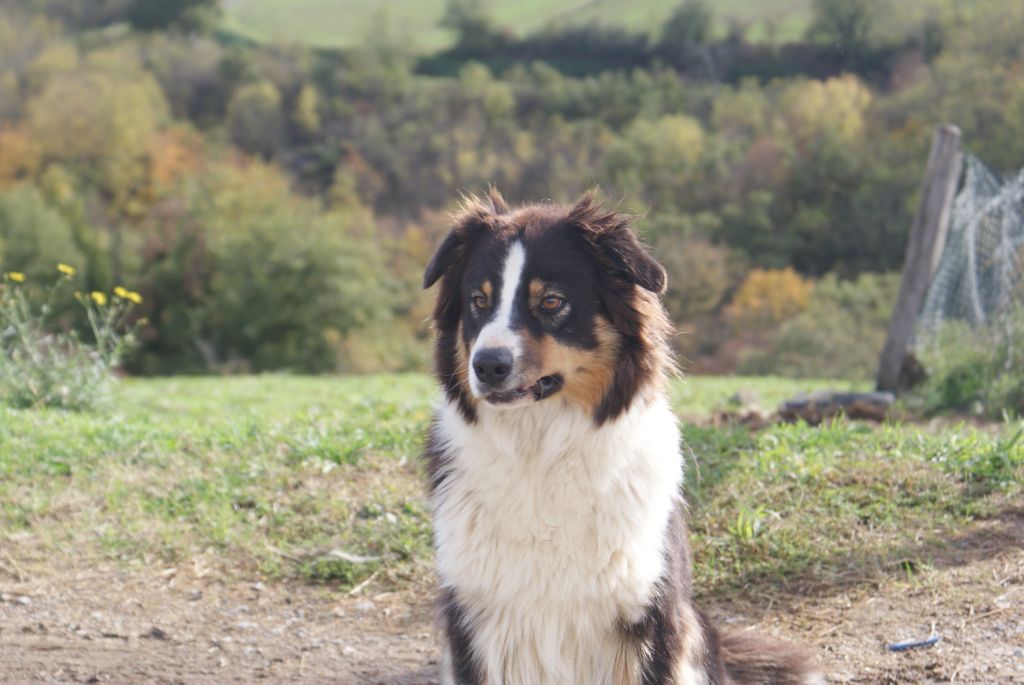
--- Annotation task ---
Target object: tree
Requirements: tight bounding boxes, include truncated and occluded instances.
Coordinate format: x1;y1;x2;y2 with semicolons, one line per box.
807;0;876;63
25;67;169;214
781;74;872;146
656;1;713;67
292;83;321;137
144;34;227;125
441;0;502;56
604;115;706;213
125;0;219;33
15;0;133;30
0;127;40;187
193;162;384;372
225;81;285;159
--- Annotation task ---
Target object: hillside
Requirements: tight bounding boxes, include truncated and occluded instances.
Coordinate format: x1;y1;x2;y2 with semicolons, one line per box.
219;0;814;52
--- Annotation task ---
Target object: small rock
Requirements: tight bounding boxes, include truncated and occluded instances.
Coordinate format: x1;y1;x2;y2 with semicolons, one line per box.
354;601;375;613
342;645;358;656
142;626;170;641
188;590;203;601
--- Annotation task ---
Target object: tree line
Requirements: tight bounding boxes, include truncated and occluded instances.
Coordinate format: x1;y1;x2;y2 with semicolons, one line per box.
0;0;1021;378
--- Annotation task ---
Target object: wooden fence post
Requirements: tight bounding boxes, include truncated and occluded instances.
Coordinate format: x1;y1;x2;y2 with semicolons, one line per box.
876;124;963;392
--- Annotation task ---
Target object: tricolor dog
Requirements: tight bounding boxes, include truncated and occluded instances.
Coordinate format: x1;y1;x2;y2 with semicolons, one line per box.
422;190;821;685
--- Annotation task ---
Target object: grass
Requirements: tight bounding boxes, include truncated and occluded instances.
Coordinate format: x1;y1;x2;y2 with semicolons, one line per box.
669;374;868;418
218;0;816;53
683;418;1022;593
0;375;436;586
2;374;1021;598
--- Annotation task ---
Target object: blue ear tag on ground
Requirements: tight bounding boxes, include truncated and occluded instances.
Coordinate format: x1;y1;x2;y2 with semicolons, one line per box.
887;635;940;652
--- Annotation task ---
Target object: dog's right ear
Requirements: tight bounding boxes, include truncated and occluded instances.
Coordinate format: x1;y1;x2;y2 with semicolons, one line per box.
423;188;509;289
423;231;461;289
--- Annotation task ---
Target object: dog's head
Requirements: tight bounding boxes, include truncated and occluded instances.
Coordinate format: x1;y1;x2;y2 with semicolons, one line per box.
424;189;672;424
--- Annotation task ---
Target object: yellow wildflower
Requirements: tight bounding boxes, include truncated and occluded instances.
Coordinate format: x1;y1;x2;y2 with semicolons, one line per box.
57;263;76;277
90;291;107;306
114;285;143;304
7;272;25;283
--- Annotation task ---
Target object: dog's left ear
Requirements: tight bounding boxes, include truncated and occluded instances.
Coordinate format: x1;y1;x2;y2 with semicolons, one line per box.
569;192;667;294
423;188;510;289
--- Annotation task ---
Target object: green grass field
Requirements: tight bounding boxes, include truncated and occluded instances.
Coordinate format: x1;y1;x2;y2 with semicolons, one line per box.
2;375;1021;597
219;0;815;52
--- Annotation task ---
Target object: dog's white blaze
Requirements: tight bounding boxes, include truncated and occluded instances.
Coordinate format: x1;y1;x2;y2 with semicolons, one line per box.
469;241;526;394
432;394;683;684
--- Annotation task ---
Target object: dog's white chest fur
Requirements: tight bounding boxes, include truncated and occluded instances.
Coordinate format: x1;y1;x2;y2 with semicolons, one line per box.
431;395;683;684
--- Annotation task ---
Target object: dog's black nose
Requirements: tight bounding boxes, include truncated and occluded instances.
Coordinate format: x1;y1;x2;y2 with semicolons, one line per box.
473;348;513;387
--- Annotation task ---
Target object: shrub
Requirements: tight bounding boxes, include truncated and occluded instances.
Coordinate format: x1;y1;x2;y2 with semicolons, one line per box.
129;161;388;374
654;233;746;362
0;267;141;410
738;272;899;379
915;307;1024;417
0;185;84;282
726;267;814;330
657;234;744;324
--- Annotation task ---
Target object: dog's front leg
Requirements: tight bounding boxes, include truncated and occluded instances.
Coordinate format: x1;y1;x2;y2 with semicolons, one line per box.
438;589;485;685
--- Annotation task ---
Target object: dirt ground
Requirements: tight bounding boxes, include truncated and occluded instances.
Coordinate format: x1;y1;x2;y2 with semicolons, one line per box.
1;508;1022;685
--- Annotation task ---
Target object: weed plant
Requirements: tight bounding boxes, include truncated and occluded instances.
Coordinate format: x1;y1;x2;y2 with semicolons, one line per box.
0;267;142;410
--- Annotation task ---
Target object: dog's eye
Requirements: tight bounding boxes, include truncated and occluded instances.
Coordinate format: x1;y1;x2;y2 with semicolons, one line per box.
472;294;489;310
539;295;564;312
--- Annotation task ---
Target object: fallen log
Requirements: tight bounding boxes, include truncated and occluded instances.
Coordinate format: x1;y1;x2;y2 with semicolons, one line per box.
778;391;895;425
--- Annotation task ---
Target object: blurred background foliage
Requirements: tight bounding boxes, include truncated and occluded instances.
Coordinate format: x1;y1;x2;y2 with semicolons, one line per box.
0;0;1021;380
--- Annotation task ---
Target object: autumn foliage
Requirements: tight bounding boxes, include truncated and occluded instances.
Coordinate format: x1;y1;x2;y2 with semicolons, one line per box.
0;1;1021;378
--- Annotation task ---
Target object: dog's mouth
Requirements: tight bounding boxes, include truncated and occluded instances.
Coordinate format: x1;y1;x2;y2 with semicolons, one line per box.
485;374;564;405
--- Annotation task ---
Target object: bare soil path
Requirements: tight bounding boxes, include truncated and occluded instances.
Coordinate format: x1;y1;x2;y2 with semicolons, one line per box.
2;508;1022;684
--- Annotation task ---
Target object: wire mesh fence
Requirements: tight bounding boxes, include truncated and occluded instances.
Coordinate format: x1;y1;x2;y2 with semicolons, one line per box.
917;154;1024;357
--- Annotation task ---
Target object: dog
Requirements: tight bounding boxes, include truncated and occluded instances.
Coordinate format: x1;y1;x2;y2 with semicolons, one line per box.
421;189;822;685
